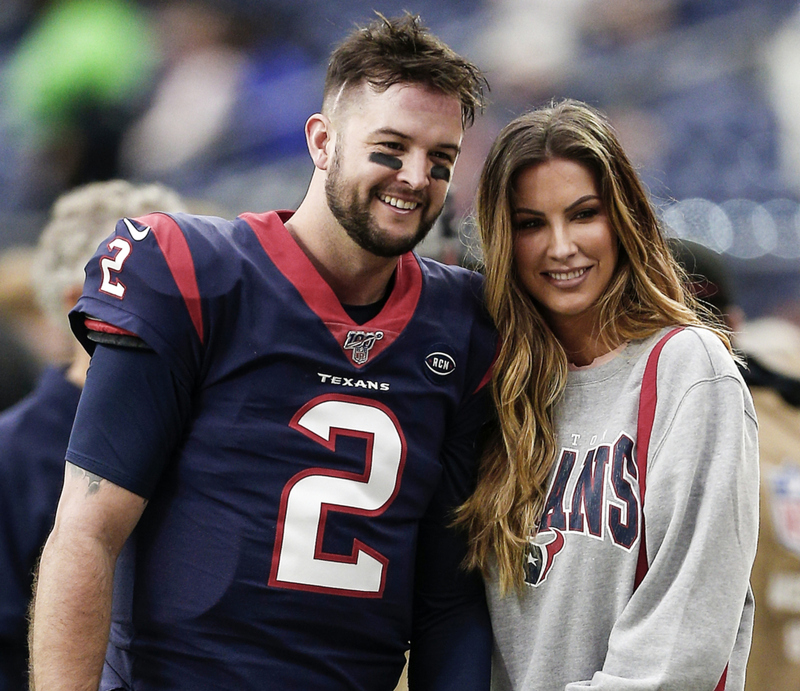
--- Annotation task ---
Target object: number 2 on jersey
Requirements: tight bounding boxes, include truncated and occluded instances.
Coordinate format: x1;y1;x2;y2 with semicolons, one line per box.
99;237;132;298
269;395;406;597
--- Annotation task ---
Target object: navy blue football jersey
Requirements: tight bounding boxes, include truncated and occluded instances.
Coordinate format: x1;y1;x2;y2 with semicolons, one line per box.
67;211;497;690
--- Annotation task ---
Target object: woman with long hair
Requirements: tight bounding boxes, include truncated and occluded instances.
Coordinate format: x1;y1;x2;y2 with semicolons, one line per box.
458;99;759;690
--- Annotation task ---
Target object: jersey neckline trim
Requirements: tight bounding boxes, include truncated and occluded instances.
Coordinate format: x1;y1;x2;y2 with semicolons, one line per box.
240;211;423;367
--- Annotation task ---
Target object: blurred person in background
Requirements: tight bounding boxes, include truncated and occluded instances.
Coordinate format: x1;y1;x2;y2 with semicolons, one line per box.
118;0;267;185
0;180;185;691
0;0;161;210
0;320;38;412
764;0;800;197
467;0;797;208
671;237;800;691
0;244;71;368
118;0;315;184
0;247;44;409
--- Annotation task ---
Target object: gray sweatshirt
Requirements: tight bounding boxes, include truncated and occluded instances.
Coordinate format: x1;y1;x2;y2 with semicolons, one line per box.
487;327;759;690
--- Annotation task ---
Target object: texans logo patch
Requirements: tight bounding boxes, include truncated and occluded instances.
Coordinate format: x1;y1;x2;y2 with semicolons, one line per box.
524;528;565;587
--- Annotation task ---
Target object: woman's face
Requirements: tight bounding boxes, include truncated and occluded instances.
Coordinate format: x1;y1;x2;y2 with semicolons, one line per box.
511;158;618;344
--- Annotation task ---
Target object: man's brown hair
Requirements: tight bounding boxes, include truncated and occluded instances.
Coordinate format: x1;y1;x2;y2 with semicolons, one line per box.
324;12;487;128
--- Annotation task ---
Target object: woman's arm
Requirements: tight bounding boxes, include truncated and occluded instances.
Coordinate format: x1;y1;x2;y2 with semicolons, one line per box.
568;347;759;689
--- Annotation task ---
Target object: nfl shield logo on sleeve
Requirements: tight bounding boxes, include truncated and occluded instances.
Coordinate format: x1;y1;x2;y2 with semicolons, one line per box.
769;462;800;557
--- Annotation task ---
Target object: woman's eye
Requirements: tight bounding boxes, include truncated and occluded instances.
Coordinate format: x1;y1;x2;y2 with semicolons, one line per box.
514;218;544;231
574;207;599;221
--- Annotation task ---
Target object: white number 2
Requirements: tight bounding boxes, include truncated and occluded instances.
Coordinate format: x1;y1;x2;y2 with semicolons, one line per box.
269;395;406;597
99;237;132;298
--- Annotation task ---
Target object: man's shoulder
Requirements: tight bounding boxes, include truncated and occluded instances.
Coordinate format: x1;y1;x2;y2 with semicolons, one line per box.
166;210;293;276
415;254;483;282
103;211;273;299
147;211;246;255
412;255;496;371
414;255;485;306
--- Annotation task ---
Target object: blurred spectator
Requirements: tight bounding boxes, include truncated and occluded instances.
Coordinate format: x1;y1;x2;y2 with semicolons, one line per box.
467;0;797;206
0;245;69;366
119;0;251;181
0;320;38;412
0;0;161;210
469;0;587;103
0;179;185;691
765;4;800;197
0;246;42;409
118;0;319;212
0;0;43;49
671;237;800;691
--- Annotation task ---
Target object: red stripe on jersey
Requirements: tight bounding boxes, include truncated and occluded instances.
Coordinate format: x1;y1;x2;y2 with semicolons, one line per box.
242;211;421;367
141;213;204;345
242;211;343;320
473;341;499;394
84;318;138;337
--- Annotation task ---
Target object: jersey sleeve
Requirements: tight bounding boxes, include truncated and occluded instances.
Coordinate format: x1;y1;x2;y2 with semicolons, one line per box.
69;212;207;388
408;276;496;691
567;329;760;690
65;344;192;499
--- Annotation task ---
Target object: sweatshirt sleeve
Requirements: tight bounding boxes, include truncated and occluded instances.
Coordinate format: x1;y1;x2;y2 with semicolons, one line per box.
567;332;760;690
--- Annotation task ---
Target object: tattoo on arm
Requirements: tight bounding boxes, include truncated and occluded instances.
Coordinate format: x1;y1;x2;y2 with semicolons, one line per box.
68;463;106;497
66;463;148;508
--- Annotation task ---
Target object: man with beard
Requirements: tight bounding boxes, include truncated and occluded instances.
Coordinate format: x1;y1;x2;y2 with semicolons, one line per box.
29;13;495;691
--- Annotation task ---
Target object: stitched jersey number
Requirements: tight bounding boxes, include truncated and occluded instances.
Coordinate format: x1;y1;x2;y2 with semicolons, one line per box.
269;396;406;598
99;237;132;298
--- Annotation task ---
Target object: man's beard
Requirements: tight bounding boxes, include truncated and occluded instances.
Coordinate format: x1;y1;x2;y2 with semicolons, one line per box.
324;148;441;258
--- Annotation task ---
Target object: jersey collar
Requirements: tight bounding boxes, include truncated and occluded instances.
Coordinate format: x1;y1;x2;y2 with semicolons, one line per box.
241;211;422;367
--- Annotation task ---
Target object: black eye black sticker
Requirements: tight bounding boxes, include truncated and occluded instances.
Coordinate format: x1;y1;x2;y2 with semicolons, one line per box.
369;152;402;170
369;152;451;182
431;165;450;182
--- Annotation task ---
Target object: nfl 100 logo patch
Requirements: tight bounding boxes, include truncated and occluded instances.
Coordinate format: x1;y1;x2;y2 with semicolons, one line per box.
343;330;384;364
770;462;800;557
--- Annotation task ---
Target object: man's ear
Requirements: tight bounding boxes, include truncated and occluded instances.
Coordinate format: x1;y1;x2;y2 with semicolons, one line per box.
305;113;334;171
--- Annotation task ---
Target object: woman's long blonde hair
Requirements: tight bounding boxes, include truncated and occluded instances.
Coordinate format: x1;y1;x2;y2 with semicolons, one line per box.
457;99;731;593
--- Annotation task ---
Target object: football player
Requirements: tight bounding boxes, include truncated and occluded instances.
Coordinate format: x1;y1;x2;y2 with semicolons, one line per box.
29;13;494;691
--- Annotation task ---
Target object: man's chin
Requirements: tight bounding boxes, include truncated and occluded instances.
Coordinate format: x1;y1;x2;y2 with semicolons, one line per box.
351;226;428;257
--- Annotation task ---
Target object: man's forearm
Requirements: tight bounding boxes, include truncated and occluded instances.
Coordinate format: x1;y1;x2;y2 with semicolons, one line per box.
29;528;116;691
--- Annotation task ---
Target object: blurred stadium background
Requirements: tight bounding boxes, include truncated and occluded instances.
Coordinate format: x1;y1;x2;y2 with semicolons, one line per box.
1;0;799;343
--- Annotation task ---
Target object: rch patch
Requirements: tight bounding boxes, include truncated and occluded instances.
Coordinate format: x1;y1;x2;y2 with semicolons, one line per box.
424;344;457;384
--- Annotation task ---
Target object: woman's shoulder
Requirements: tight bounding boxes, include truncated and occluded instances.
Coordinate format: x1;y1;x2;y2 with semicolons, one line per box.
653;325;741;382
